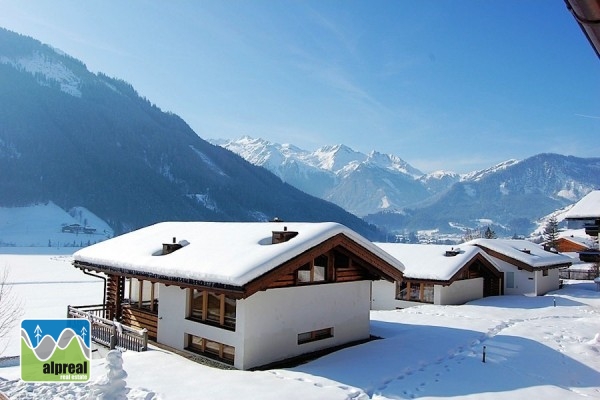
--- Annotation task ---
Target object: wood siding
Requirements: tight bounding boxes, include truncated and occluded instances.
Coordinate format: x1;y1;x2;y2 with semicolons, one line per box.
122;306;158;340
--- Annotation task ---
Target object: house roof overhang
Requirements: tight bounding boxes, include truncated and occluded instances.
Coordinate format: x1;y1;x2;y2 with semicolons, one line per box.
565;0;600;58
243;233;404;297
473;245;572;272
74;232;404;299
402;253;502;286
73;260;247;298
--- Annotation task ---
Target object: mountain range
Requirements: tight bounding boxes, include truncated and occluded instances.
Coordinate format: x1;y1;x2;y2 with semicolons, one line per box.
0;28;382;240
214;137;600;237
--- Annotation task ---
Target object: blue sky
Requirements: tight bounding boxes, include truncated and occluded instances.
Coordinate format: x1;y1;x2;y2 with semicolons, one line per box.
0;1;598;173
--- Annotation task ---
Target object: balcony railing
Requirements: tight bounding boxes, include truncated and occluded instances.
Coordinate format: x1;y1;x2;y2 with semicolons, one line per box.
67;305;148;352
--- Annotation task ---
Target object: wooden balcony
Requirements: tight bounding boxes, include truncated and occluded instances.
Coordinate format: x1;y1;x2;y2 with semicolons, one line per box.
67;305;149;352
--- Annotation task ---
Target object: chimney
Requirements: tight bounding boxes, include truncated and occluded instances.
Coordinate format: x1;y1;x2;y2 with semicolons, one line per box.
272;227;298;244
445;247;460;257
162;237;183;255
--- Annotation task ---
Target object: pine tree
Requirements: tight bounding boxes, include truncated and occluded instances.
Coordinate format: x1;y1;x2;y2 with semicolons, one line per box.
484;226;496;239
544;216;560;250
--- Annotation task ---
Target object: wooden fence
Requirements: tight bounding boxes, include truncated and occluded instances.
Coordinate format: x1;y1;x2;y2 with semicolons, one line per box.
67;305;148;352
559;269;599;281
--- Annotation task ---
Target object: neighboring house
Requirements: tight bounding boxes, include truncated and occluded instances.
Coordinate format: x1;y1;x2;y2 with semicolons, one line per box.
72;221;404;370
468;239;572;296
552;235;592;253
372;243;502;309
564;190;600;230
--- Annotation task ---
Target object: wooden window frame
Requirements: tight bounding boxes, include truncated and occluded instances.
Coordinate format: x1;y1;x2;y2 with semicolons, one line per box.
186;334;235;365
396;281;434;303
296;255;330;284
188;289;236;330
297;327;333;344
125;277;158;313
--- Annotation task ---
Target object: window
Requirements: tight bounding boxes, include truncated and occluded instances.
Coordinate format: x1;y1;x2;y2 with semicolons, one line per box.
542;269;549;277
396;281;433;303
126;278;158;313
297;263;311;283
298;327;333;344
396;281;408;300
186;334;235;365
333;251;350;268
188;289;236;330
422;284;434;303
409;283;420;301
296;255;329;284
190;290;204;320
506;272;515;288
313;255;327;282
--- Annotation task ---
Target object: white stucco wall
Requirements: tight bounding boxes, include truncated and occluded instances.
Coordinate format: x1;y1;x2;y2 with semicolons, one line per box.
371;280;397;310
156;284;241;360
239;281;371;370
489;258;535;295
371;278;484;309
156;281;371;370
534;268;560;295
435;278;483;305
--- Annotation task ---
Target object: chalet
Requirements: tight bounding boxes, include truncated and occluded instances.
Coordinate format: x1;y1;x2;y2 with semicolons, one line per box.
372;243;502;309
468;239;572;296
563;190;600;230
552;235;592;253
71;221;404;370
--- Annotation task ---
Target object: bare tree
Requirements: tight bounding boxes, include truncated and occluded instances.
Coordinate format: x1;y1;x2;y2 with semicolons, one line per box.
0;267;23;355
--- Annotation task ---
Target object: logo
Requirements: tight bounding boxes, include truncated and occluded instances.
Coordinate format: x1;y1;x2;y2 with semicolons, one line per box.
20;319;91;382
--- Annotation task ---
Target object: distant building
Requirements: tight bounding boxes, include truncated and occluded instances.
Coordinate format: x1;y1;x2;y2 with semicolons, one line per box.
469;239;572;296
564;190;600;230
371;243;502;309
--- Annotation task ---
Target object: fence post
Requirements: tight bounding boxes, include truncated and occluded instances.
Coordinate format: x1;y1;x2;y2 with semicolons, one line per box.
110;324;117;350
141;329;148;351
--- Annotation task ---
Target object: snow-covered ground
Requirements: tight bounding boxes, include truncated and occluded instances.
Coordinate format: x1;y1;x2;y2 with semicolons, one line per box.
1;249;600;399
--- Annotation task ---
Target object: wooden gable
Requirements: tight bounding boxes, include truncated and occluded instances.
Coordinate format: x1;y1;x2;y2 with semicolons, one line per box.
473;245;570;272
402;253;501;286
242;233;403;298
554;237;588;253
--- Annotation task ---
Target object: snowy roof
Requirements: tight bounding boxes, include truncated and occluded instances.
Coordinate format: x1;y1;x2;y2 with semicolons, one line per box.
564;190;600;219
73;221;404;287
374;243;496;281
468;239;572;268
557;232;596;248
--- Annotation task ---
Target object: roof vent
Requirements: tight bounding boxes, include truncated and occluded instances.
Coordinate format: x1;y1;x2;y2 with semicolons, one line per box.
272;229;298;244
445;247;460;257
521;249;531;254
162;236;183;255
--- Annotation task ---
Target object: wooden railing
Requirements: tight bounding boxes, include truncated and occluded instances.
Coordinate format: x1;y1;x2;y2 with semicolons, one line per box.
67;305;148;352
559;269;599;280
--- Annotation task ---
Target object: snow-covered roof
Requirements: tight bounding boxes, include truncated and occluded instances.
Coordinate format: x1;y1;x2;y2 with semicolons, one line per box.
374;243;495;281
564;190;600;219
73;221;404;287
468;239;572;268
557;232;596;248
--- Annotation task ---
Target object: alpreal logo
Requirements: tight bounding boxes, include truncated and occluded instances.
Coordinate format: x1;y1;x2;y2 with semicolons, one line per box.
21;319;91;382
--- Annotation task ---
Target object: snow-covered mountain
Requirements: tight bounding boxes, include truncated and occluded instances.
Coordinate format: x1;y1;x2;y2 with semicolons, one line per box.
214;136;434;216
215;137;600;237
0;28;380;240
